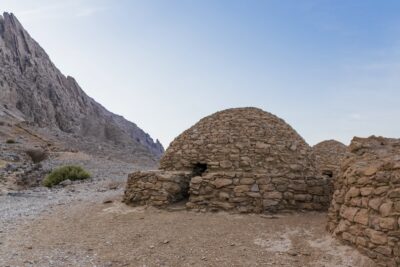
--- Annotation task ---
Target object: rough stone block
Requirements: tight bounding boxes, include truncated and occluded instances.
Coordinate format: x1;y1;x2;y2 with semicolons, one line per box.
233;185;250;193
354;208;369;225
191;176;203;184
262;199;279;207
389;188;400;198
379;217;397;230
293;194;312;201
380;202;393;217
263;191;283;199
369;198;383;211
366;229;388;245
213;178;233;188
240;178;255;185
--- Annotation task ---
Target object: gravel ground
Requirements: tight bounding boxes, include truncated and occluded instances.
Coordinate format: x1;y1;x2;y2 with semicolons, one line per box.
0;201;376;267
1;158;132;220
0;153;377;267
0;152;138;265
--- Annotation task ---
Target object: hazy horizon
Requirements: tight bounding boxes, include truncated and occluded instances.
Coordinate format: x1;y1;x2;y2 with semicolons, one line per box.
2;0;400;148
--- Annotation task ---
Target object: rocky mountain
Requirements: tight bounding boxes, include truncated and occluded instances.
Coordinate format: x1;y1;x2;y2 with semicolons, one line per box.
0;12;164;162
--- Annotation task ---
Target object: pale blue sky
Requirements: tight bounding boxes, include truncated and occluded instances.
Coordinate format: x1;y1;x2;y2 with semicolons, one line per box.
3;0;400;147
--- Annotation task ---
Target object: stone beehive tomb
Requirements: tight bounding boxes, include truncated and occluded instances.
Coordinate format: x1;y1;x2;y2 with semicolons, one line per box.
313;140;347;179
124;107;330;213
313;140;347;200
327;136;400;266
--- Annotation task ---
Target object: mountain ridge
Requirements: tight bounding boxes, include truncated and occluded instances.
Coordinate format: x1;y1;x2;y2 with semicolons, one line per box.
0;12;164;162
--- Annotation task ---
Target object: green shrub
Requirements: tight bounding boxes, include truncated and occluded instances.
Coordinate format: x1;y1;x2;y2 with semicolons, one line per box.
43;165;90;187
6;139;16;144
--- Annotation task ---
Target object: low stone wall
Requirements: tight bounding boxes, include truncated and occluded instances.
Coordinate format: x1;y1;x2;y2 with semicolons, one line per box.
124;170;330;213
123;170;192;207
188;172;330;213
327;137;400;267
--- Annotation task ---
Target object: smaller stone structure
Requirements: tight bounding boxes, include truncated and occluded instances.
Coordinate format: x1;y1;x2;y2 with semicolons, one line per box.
313;140;347;179
327;136;400;267
313;140;347;200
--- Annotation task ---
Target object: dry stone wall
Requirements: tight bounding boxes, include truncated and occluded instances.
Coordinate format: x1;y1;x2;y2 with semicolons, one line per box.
327;136;400;266
313;140;347;179
313;140;347;201
188;171;329;213
124;107;330;213
123;171;192;207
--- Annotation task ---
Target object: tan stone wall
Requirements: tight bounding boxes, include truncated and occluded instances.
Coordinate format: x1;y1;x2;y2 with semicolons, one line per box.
188;172;329;213
123;171;192;207
124;169;330;213
327;136;400;267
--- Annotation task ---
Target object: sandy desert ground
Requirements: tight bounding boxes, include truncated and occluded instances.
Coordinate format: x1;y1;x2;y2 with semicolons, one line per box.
0;155;376;267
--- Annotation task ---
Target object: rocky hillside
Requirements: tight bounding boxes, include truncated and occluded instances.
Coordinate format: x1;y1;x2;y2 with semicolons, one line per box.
0;12;163;161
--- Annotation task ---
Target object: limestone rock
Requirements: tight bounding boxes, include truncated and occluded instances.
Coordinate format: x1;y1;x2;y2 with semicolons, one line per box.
213;178;232;188
0;12;163;163
59;179;72;186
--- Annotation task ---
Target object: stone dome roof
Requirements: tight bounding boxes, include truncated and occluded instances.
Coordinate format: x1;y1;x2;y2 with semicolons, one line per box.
313;140;347;177
313;140;346;155
160;107;316;175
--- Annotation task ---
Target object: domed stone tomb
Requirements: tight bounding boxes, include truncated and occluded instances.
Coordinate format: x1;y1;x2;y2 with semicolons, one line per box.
313;140;347;201
124;107;330;213
313;140;347;180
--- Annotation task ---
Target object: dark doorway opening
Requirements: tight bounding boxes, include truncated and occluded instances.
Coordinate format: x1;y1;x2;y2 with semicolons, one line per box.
168;175;191;210
192;163;208;177
168;163;208;210
322;170;333;178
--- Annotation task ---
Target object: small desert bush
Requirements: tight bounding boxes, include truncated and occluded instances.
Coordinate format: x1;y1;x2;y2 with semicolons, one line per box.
26;149;48;163
43;165;90;187
6;139;16;144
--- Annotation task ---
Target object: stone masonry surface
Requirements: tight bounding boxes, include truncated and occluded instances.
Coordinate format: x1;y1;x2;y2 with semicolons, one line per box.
313;140;347;201
313;140;347;179
327;136;400;266
123;170;192;207
124;107;330;213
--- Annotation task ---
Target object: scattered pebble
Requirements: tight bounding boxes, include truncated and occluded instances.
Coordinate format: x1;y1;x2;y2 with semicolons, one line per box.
287;251;298;256
103;199;113;204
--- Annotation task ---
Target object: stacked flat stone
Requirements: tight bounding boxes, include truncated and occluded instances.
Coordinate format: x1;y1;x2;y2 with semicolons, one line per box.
124;171;192;207
313;140;347;178
327;136;400;266
124;107;330;212
313;140;347;200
